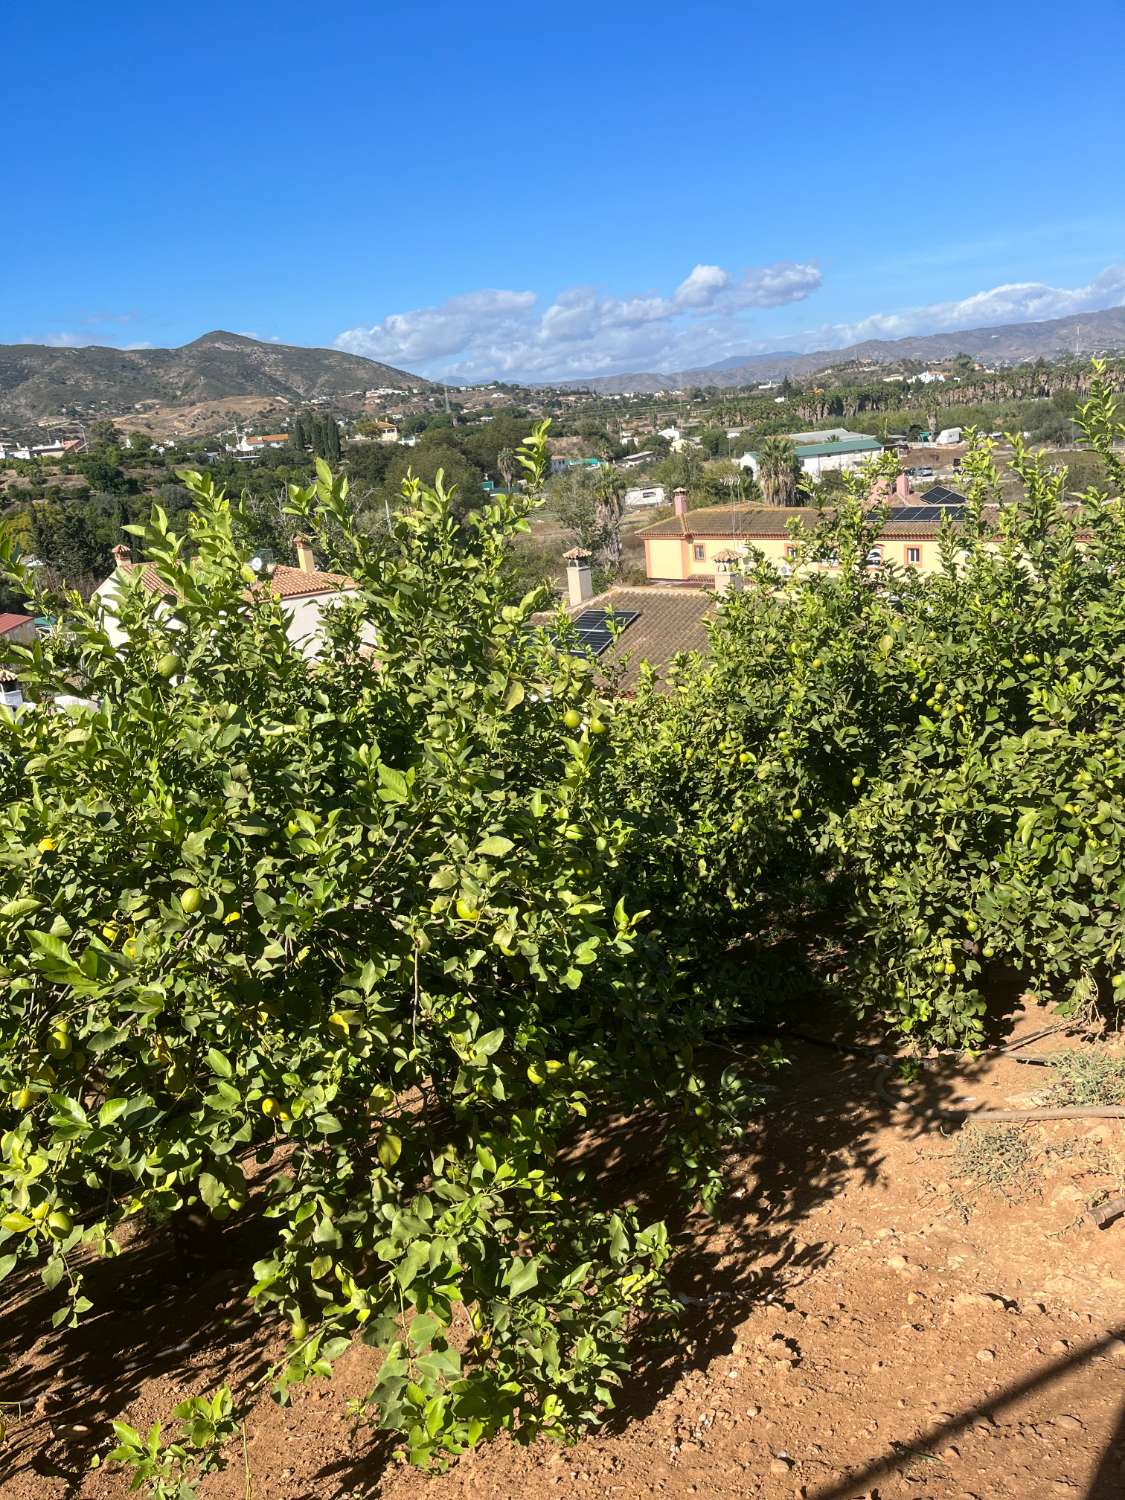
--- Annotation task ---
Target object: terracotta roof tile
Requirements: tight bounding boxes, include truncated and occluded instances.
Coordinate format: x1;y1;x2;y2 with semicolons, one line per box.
534;585;713;690
116;560;353;601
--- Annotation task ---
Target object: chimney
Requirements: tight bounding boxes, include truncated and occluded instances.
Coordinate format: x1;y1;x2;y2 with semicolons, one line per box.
563;547;594;608
673;487;688;517
713;550;743;599
293;534;316;572
894;471;911;501
111;543;131;567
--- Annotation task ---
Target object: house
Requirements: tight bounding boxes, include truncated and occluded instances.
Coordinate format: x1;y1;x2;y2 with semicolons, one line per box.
641;488;957;582
539;549;713;689
624;485;665;509
0;613;37;710
0;612;39;646
229;432;289;456
95;536;363;660
914;371;947;384
617;450;658;470
737;429;883;478
934;427;964;445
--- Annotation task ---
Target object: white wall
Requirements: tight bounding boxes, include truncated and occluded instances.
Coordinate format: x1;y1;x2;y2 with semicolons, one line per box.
94;574;370;660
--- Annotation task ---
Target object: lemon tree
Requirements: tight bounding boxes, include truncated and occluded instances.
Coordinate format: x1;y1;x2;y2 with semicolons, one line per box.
612;366;1125;1044
0;429;743;1473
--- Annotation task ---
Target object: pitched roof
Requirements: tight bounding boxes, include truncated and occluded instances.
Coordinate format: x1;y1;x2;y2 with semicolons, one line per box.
115;559;353;601
794;437;883;458
538;585;714;689
641;503;957;543
0;612;34;635
641;505;820;539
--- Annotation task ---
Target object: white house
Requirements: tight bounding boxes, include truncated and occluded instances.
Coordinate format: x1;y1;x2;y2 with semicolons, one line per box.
624;485;665;509
95;537;365;661
738;429;883;478
934;426;964;445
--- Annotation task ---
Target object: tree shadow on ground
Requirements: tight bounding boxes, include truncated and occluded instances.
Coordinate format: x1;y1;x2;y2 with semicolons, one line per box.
0;1204;279;1495
799;1330;1125;1499
0;945;1075;1500
312;952;1030;1497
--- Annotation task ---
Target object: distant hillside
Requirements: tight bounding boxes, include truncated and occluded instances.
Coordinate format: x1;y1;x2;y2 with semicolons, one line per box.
0;331;432;424
552;306;1125;393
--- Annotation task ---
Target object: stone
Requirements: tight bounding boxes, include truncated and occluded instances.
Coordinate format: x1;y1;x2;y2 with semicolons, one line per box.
975;1348;995;1362
770;1457;793;1475
1054;1415;1084;1432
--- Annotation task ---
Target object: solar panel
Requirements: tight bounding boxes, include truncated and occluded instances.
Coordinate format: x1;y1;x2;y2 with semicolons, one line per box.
572;609;639;631
888;505;965;524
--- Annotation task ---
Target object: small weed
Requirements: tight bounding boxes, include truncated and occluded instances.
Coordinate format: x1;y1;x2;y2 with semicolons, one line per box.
1044;1048;1125;1107
953;1124;1034;1199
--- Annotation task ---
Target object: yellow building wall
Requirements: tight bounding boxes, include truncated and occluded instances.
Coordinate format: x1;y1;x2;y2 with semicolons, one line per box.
644;537;689;579
644;533;941;580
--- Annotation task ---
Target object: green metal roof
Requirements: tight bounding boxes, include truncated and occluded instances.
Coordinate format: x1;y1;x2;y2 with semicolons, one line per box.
794;437;882;458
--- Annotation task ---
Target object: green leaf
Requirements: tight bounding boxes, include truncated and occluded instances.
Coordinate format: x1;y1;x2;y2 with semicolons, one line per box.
476;836;514;857
377;763;410;804
206;1047;232;1079
505;1256;539;1297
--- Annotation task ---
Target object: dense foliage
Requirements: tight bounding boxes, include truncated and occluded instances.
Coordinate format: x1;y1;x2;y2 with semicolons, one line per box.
5;367;1125;1487
612;368;1125;1044
0;432;744;1477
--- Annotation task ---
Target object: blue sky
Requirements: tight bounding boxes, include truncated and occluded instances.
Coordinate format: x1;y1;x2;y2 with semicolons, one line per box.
7;0;1125;381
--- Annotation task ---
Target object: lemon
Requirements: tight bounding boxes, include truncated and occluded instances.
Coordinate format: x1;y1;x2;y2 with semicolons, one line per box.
455;897;480;922
589;717;607;735
328;1011;350;1035
563;708;582;730
47;1209;73;1238
11;1086;34;1110
37;836;57;853
291;1315;308;1342
180;887;203;915
48;1026;72;1059
156;652;182;679
261;1095;280;1117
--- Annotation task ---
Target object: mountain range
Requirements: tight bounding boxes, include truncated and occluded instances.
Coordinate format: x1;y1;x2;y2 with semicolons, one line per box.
4;307;1125;425
551;306;1125;393
0;331;430;426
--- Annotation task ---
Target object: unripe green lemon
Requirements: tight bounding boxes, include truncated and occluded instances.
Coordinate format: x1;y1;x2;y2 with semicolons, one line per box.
11;1086;34;1110
291;1315;308;1342
156;653;182;679
180;886;203;915
48;1026;71;1059
455;897;480;922
589;717;607;735
563;708;582;731
47;1209;73;1238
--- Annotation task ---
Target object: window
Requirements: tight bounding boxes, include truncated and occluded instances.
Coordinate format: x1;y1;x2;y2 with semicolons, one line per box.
906;545;922;566
866;546;883;567
693;544;706;561
785;543;798;560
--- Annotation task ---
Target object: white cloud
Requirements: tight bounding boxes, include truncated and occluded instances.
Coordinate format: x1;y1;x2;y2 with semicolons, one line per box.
803;264;1125;350
334;260;822;380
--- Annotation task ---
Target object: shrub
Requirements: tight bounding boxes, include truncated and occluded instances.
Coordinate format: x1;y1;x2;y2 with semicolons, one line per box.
613;365;1125;1045
0;432;744;1474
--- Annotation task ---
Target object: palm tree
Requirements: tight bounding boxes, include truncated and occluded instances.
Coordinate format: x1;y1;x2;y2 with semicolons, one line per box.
757;436;801;507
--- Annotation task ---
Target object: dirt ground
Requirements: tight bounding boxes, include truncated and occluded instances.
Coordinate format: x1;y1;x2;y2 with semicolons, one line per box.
3;1009;1123;1500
